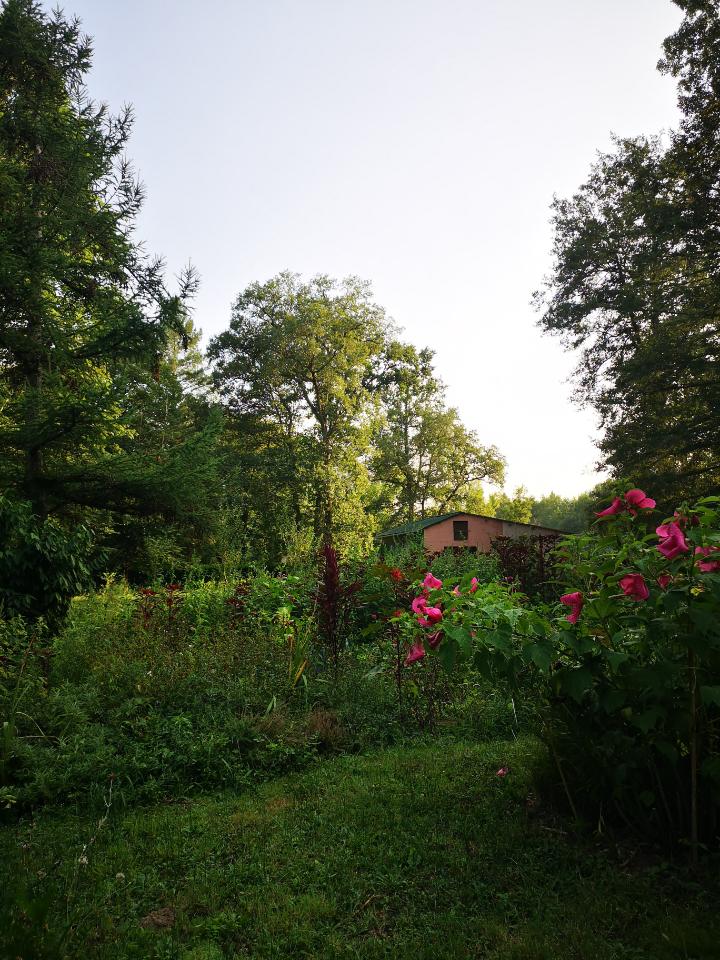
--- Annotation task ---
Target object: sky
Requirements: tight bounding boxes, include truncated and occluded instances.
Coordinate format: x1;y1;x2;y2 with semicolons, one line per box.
54;0;683;498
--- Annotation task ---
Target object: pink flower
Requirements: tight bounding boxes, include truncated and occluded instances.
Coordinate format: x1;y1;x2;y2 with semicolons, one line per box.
624;489;656;513
411;595;428;615
657;573;672;590
618;573;650;601
695;546;720;573
560;591;584;624
596;489;656;518
423;573;443;590
404;640;426;666
595;496;625;517
427;631;442;649
656;522;690;560
424;606;443;624
470;577;479;593
496;766;509;777
451;585;461;597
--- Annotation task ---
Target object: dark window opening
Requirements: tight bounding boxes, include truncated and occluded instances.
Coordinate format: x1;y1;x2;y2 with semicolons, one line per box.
453;520;468;542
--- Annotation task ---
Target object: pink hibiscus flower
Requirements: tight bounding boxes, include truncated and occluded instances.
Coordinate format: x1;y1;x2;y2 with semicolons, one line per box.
560;591;584;624
423;572;443;590
656;522;690;560
404;641;426;666
618;573;650;601
695;546;720;573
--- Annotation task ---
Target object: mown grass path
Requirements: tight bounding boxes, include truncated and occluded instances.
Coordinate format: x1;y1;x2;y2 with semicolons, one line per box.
2;737;719;959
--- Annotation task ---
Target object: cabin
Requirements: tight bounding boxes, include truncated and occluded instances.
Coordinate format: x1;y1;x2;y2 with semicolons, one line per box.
377;511;562;555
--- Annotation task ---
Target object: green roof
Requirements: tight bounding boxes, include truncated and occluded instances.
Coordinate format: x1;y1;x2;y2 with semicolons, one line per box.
377;512;464;539
377;512;565;539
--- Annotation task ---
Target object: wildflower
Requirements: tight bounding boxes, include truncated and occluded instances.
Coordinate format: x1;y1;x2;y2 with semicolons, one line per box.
624;489;656;513
596;489;656;517
411;595;428;615
423;572;443;590
618;573;650;601
452;585;461;597
496;766;509;777
389;568;403;582
656;522;690;560
657;573;672;589
695;546;720;573
470;577;479;593
404;640;426;666
424;606;443;624
78;855;89;866
595;496;625;517
427;631;442;649
560;591;584;624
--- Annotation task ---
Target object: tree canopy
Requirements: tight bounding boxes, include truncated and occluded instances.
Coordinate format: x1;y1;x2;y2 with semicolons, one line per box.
536;0;720;506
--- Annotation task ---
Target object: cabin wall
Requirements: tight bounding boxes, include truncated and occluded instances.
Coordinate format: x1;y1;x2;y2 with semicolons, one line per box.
423;514;503;554
422;514;561;554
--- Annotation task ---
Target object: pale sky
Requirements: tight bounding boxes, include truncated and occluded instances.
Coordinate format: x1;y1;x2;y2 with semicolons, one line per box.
55;0;682;497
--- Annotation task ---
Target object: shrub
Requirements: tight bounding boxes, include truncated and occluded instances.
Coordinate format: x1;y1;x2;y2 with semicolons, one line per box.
400;491;720;857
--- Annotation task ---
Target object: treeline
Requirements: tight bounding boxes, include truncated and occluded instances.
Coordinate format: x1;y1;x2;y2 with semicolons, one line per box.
0;1;507;623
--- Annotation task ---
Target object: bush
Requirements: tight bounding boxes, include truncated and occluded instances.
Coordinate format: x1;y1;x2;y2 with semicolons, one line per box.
2;577;321;810
401;492;720;856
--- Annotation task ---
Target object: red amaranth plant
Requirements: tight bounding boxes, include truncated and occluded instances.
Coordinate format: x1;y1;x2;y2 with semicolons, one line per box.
315;544;360;676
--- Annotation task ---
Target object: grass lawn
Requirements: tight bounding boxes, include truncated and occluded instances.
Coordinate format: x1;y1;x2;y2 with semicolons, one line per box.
2;736;719;960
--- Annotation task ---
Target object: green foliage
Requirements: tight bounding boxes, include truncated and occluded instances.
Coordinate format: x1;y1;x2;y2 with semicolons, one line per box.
487;486;534;523
530;488;606;533
407;494;720;852
0;496;94;627
539;497;720;851
371;341;505;524
536;3;720;504
1;578;316;809
0;0;221;598
209;272;388;550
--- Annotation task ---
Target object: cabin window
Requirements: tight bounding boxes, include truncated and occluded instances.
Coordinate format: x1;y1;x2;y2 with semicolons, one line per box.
453;520;468;542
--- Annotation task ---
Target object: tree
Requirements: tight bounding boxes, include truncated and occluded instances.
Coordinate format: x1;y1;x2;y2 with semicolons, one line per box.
371;342;504;522
535;0;720;506
0;1;208;600
530;490;599;533
209;272;388;548
487;486;533;523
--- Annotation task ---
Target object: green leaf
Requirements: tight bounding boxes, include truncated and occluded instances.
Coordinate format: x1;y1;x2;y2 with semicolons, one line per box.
525;640;553;672
438;639;458;671
600;688;626;713
631;707;664;733
444;625;473;657
484;628;511;654
604;649;630;673
700;685;720;708
558;666;593;703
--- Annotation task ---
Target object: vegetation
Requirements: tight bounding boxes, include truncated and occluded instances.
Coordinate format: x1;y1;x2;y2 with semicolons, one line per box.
4;739;720;960
2;1;720;956
535;0;720;507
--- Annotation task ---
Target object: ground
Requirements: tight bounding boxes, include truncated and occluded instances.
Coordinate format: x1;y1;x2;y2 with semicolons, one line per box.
2;737;719;960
